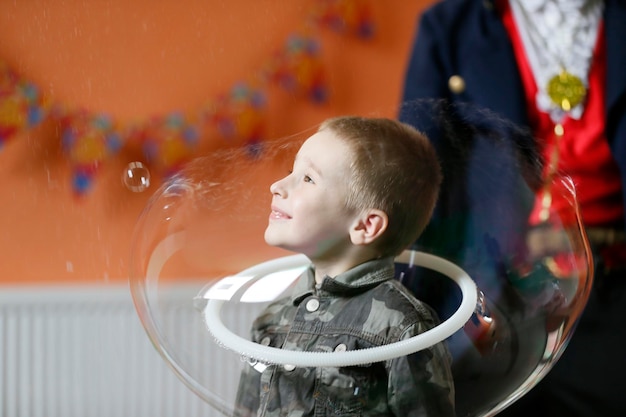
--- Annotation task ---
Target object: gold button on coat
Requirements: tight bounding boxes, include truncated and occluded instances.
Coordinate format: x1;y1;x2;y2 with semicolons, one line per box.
448;75;466;94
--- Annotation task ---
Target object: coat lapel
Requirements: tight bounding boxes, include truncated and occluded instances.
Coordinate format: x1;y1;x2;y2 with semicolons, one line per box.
469;0;529;125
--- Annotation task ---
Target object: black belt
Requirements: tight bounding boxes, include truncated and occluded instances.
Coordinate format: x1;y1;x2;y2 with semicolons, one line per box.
527;226;626;273
585;227;626;247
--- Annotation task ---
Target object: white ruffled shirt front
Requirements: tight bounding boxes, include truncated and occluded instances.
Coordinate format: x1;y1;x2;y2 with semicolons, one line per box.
509;0;604;122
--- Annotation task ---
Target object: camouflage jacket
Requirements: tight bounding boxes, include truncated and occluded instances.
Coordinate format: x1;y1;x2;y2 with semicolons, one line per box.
234;257;455;417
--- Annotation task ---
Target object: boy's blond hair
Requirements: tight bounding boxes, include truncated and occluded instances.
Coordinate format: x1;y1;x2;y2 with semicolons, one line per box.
318;116;442;257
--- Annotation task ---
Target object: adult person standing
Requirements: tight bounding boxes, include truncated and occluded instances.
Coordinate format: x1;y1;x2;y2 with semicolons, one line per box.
398;0;626;416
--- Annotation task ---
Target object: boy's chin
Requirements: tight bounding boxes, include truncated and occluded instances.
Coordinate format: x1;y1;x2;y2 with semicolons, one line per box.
263;231;284;249
263;229;275;246
263;234;296;254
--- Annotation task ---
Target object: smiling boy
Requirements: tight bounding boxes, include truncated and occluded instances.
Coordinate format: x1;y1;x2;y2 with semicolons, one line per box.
235;116;455;417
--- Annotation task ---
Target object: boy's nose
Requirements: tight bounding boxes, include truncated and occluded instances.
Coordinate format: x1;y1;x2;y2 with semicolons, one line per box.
270;178;286;196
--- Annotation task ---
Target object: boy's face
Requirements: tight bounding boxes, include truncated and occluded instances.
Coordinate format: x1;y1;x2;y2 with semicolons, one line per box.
265;129;358;261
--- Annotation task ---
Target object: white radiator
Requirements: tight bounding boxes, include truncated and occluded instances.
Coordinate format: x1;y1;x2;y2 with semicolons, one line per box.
0;284;231;417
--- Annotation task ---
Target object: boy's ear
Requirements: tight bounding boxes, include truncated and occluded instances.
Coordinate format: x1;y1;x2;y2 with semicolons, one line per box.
350;209;388;246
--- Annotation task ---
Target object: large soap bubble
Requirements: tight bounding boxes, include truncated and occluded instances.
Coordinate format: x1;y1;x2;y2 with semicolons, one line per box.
130;104;592;417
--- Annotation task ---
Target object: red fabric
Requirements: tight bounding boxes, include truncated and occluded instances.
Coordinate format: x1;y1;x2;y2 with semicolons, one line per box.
501;1;624;227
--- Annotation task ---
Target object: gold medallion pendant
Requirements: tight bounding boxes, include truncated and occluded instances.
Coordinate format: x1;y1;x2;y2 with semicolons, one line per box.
546;70;586;111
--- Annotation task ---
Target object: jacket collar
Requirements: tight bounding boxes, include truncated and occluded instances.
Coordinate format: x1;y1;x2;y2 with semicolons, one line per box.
290;257;395;305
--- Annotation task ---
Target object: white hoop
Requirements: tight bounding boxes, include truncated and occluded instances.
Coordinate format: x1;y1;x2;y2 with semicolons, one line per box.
203;251;477;367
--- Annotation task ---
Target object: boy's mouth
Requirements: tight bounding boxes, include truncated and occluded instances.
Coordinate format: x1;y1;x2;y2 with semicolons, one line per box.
270;206;291;219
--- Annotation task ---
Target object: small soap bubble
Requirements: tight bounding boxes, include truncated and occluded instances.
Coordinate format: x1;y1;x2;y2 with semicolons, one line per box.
123;161;151;192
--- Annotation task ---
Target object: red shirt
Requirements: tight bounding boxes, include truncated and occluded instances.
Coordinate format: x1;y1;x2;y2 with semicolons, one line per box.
501;0;624;227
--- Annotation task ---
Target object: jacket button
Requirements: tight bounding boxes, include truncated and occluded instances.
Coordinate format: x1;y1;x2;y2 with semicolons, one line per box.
260;337;271;346
334;343;347;352
306;298;320;312
448;75;465;94
283;364;296;372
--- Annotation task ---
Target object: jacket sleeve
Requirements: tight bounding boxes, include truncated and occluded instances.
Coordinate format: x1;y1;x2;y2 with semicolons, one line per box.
399;9;452;127
233;359;261;417
403;12;450;102
386;323;456;417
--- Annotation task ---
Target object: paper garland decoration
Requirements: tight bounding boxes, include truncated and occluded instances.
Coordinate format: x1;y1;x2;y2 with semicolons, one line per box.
312;0;375;38
205;82;267;158
60;111;123;194
0;0;374;195
262;35;327;103
0;61;48;148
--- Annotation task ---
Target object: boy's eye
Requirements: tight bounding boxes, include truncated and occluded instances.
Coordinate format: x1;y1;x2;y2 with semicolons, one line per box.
303;175;314;184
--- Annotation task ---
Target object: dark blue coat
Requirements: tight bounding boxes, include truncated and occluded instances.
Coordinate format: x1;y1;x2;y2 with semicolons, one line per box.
397;3;626;414
399;0;626;231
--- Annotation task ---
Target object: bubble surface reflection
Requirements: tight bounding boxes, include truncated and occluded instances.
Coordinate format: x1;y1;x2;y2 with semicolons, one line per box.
130;114;592;417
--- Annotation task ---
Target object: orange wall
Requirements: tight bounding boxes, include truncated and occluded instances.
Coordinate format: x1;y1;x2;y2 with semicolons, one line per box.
0;0;433;284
